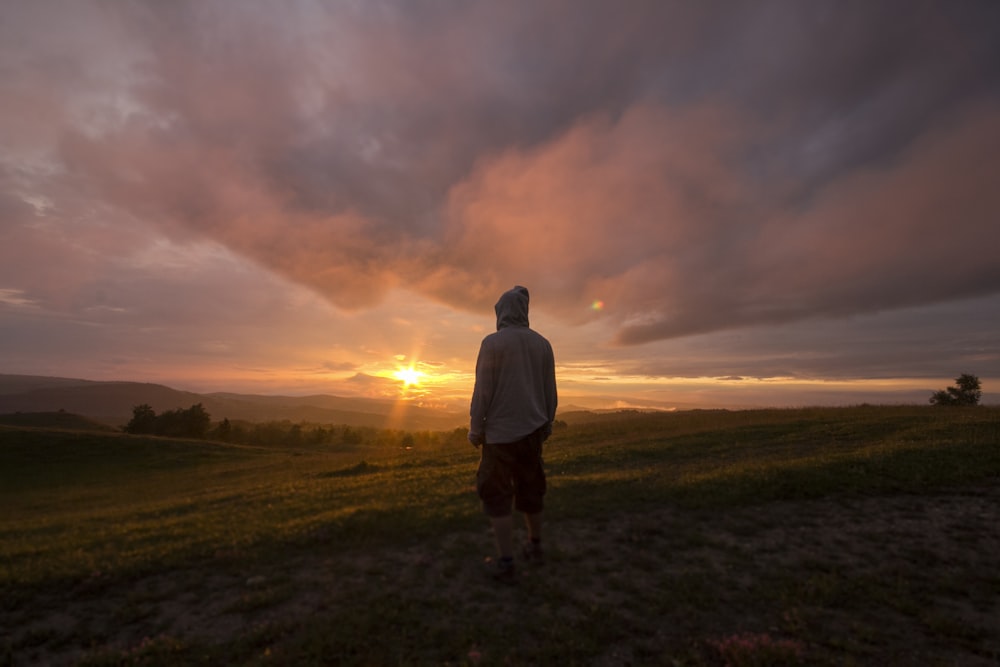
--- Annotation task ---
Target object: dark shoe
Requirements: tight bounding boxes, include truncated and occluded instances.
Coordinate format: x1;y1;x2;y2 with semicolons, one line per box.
486;557;516;584
522;541;544;564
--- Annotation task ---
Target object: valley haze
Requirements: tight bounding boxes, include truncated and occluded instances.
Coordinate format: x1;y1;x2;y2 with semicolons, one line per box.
0;374;994;435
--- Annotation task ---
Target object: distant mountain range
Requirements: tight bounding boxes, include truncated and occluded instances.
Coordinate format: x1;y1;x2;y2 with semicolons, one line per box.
0;374;467;431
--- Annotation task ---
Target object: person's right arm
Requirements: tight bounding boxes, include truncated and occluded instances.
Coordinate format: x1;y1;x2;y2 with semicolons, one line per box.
468;339;494;446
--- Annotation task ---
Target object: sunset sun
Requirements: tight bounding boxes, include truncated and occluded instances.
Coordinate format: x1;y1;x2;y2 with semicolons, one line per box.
393;366;425;388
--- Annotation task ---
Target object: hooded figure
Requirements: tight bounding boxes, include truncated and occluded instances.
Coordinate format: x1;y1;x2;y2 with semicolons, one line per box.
469;285;557;447
469;286;557;581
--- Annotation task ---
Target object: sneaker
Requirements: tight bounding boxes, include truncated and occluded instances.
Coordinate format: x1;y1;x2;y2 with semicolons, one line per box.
486;557;516;584
522;541;544;564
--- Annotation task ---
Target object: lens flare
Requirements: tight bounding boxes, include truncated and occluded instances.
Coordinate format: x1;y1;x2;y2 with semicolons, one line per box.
591;300;605;311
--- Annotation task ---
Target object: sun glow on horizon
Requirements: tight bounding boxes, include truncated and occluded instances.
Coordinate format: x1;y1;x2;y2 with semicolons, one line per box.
393;365;425;388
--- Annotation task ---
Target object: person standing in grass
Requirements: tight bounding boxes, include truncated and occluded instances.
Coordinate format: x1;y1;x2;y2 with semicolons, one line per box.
469;285;558;583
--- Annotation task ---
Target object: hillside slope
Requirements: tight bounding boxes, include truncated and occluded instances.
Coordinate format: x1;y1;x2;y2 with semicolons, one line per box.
0;410;117;431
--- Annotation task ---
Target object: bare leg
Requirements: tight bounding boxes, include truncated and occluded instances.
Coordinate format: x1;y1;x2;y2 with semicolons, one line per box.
525;511;542;543
490;515;514;559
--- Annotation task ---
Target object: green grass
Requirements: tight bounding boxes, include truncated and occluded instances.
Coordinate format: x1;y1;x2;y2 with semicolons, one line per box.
546;405;1000;510
2;406;999;665
0;426;475;589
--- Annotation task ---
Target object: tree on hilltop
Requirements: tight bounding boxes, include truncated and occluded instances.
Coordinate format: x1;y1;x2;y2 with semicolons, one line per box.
156;403;211;438
125;404;157;434
929;373;982;406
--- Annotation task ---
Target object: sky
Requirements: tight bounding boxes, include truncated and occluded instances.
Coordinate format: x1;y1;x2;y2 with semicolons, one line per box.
2;1;999;412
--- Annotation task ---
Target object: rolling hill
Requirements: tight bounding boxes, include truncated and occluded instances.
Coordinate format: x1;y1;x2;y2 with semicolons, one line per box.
0;409;117;431
0;374;465;431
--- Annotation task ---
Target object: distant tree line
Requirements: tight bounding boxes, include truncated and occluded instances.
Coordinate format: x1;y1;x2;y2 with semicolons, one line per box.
122;403;489;449
124;403;211;438
929;374;982;407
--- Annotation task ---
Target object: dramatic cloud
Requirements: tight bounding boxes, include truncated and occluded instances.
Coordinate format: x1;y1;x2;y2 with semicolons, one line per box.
2;1;999;403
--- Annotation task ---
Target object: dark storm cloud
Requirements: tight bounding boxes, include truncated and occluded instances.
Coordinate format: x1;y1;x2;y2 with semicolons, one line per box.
3;0;1000;346
605;293;1000;382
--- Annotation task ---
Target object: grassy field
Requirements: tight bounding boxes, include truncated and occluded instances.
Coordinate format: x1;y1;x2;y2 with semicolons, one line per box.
2;405;999;665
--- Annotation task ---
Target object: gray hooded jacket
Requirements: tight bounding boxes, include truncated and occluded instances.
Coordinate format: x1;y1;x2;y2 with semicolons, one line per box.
469;286;557;445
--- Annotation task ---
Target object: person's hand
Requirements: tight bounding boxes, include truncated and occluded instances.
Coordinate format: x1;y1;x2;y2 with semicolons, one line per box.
468;431;485;448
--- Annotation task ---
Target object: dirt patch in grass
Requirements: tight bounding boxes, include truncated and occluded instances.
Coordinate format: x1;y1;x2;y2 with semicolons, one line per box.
5;483;1000;665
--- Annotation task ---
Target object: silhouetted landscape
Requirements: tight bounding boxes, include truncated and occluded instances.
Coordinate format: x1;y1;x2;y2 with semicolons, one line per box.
0;374;465;432
4;1;1000;662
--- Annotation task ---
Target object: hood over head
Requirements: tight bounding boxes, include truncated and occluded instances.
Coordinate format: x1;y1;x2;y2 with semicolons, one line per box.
495;285;530;330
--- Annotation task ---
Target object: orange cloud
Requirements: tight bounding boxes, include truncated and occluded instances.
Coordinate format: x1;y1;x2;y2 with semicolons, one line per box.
430;104;750;319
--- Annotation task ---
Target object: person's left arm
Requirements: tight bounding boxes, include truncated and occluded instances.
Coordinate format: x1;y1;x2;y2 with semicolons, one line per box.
542;340;557;440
